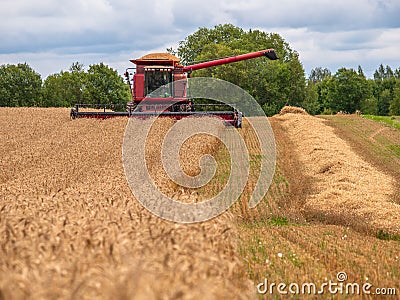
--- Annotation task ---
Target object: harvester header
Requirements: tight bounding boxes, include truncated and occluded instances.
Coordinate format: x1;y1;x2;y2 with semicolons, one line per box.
70;48;278;128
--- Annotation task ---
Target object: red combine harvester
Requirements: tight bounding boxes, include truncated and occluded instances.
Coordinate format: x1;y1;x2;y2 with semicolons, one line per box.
70;49;278;127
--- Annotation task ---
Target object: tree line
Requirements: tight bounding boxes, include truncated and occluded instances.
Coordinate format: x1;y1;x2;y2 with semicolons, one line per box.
305;65;400;116
1;24;399;116
0;62;130;107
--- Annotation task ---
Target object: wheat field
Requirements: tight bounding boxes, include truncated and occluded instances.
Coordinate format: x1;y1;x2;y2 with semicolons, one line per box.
0;108;254;299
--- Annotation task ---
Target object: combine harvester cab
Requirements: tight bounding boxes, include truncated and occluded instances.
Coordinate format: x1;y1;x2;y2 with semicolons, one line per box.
70;49;278;128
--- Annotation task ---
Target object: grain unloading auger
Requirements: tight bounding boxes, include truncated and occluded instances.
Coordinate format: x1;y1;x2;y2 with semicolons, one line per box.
70;49;278;127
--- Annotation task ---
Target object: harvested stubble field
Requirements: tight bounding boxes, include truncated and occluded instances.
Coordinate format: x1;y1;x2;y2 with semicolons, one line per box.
1;107;399;299
239;111;400;299
320;114;400;204
276;113;399;234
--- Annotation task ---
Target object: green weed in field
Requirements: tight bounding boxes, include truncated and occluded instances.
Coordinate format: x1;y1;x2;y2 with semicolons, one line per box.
363;115;400;130
376;229;400;241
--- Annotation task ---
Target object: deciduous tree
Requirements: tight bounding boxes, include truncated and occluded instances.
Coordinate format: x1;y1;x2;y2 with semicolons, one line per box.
42;62;86;107
0;63;42;107
82;63;131;105
174;24;306;115
389;82;400;116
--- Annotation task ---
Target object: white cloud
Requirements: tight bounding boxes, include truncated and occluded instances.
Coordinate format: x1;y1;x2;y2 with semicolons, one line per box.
271;26;400;77
0;0;399;78
223;0;400;31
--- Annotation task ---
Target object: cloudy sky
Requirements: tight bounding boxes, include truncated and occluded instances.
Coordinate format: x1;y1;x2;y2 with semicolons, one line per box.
1;0;399;79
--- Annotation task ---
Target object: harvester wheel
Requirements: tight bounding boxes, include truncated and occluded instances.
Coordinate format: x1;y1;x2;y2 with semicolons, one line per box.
234;111;243;128
70;109;77;120
126;103;137;115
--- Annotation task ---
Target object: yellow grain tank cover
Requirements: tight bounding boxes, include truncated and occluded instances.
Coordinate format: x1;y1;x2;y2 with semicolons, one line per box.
131;53;180;65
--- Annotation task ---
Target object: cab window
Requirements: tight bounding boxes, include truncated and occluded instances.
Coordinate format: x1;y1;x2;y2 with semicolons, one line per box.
145;70;172;96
